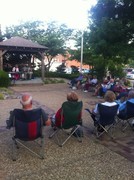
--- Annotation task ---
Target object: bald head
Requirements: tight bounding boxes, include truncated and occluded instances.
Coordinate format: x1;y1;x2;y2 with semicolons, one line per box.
20;93;32;108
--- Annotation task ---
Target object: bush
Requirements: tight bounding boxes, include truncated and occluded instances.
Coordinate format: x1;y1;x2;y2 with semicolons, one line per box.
34;70;79;80
44;78;65;84
0;93;4;100
0;70;10;87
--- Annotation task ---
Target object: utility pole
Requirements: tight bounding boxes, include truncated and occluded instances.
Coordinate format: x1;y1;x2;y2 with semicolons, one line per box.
80;31;84;73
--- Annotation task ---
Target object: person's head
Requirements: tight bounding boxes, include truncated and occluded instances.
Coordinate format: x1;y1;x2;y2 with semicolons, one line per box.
20;93;33;110
110;78;114;83
67;91;79;102
128;90;134;99
104;90;116;102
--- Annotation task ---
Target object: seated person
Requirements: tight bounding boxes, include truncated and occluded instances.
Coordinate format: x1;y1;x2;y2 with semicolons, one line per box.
113;78;128;94
51;91;82;128
6;93;51;129
69;73;83;89
83;75;98;92
118;90;134;119
91;90;118;132
95;78;115;98
76;74;88;89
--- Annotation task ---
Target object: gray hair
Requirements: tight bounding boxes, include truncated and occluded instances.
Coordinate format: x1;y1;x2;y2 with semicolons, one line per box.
20;94;32;106
128;90;134;99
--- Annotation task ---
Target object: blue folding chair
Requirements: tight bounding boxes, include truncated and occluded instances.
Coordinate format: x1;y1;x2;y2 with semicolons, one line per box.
117;101;134;131
12;108;45;161
85;103;119;138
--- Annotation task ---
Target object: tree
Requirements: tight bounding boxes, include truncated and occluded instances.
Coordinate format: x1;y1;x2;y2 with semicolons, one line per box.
69;0;134;79
88;0;134;77
2;21;74;71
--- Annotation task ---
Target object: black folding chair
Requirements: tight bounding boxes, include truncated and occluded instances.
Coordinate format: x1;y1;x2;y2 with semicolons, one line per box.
117;101;134;131
49;101;83;147
85;103;119;138
12;109;45;161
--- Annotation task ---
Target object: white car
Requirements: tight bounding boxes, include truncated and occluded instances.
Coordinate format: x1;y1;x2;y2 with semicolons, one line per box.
126;71;134;79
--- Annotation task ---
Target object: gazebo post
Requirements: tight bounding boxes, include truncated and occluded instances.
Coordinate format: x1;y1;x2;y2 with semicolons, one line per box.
0;50;3;70
41;52;45;81
0;50;6;70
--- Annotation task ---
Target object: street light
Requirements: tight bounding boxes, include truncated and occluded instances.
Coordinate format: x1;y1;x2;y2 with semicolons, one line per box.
80;30;84;73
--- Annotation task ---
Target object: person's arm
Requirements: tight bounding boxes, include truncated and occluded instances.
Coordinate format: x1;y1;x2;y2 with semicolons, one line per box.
119;101;127;111
41;109;51;126
92;104;99;114
6;110;14;129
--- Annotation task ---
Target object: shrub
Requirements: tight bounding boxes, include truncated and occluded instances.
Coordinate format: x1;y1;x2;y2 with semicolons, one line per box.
0;93;4;100
44;78;65;84
34;70;79;80
0;70;10;87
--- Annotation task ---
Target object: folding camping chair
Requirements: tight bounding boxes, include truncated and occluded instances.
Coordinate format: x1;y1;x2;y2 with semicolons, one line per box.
12;108;45;161
49;101;83;147
117;101;134;131
85;103;119;138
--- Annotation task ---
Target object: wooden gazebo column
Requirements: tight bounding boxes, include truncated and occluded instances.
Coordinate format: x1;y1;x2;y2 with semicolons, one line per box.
41;52;45;81
0;50;6;70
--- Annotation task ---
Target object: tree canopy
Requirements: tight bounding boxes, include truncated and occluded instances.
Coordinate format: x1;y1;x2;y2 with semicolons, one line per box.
69;0;134;79
2;20;74;71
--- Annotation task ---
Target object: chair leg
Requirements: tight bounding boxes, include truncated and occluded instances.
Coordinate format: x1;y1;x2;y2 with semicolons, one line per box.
12;138;45;160
49;129;60;138
12;138;18;161
49;126;83;147
40;138;45;159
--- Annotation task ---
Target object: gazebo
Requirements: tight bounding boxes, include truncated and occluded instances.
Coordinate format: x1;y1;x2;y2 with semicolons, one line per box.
0;36;48;80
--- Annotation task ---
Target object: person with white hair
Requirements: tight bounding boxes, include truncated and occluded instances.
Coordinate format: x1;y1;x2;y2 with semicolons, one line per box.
6;93;51;128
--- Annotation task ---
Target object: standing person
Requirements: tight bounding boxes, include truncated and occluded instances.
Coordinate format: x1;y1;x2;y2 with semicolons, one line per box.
6;93;51;128
12;64;20;80
27;65;33;80
12;64;19;72
21;64;28;80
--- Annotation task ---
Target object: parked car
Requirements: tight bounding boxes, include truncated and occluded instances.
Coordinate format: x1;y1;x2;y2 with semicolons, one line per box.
126;71;134;79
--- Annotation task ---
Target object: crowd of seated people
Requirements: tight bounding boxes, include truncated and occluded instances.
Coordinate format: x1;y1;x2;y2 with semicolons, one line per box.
88;89;134;133
68;73;98;91
93;76;131;98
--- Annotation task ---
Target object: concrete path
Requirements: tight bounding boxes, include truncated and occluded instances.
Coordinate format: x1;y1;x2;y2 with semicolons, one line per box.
0;83;134;180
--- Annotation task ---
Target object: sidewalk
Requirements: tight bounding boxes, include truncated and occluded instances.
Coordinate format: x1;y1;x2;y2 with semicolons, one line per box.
0;83;134;180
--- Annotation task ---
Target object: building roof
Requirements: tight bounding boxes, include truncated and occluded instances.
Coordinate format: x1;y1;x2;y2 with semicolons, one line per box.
0;36;48;52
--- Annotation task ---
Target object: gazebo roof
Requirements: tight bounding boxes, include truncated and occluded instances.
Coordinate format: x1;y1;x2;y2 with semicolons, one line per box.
0;36;48;52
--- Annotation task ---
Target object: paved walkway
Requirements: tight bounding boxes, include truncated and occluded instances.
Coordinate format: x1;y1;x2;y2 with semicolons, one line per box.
0;83;134;180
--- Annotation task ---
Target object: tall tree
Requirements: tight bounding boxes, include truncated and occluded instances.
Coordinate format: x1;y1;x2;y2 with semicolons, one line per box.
70;0;134;79
88;0;134;77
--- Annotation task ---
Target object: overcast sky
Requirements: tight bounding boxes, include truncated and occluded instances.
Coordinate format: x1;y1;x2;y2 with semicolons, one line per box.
0;0;97;31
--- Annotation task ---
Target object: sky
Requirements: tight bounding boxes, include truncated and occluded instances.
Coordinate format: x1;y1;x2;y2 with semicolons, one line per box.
0;0;97;31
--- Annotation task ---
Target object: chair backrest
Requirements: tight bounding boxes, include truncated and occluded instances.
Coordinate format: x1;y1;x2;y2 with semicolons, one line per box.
61;101;83;129
126;101;134;118
13;108;43;140
98;103;119;126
